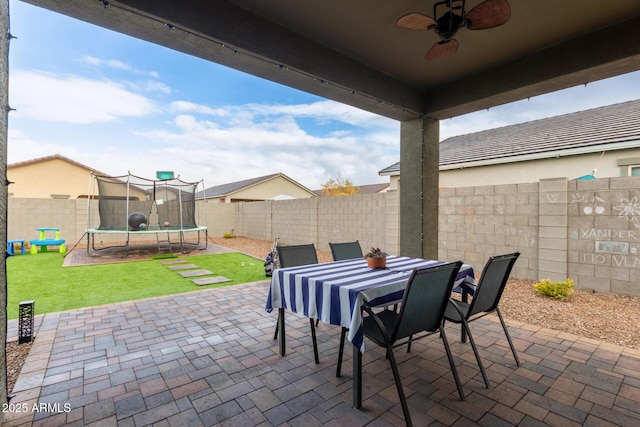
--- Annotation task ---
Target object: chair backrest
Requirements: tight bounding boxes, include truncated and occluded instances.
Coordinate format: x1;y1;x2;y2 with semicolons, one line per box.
276;244;318;268
329;241;363;261
392;261;463;341
467;252;520;317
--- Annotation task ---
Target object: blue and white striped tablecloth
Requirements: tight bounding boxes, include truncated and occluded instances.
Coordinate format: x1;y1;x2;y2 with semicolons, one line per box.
265;255;474;352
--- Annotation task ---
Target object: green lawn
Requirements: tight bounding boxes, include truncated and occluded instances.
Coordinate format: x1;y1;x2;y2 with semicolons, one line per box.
6;252;266;319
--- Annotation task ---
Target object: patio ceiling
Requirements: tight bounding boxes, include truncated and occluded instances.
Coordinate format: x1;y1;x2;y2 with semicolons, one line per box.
20;0;640;121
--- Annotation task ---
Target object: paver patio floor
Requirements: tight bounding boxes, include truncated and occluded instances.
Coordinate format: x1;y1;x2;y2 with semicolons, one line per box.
4;280;640;426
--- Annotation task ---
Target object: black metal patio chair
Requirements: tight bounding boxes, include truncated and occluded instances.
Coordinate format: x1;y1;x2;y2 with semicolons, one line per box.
444;252;521;388
338;261;465;426
329;240;363;261
329;240;363;375
273;244;320;363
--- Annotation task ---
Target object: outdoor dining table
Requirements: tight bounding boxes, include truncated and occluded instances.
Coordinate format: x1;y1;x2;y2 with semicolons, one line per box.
265;255;474;408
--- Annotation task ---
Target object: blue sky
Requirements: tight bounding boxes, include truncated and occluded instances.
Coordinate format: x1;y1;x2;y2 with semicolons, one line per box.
8;0;640;189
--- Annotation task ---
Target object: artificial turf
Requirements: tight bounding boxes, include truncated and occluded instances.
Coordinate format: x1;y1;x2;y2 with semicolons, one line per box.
6;251;267;319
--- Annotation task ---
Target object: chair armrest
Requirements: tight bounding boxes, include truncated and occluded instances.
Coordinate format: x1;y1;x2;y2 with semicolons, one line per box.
460;277;476;303
362;304;394;348
461;277;476;293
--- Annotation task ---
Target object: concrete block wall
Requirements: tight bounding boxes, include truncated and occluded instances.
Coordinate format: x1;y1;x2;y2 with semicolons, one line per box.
316;192;393;253
439;182;539;281
234;192;399;254
270;198;319;246
235;200;271;241
199;201;236;237
8;198;80;245
538;178;569;282
567;176;640;294
8;176;640;296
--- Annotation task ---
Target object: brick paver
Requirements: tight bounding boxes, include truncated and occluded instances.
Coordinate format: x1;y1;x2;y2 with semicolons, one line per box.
4;280;640;426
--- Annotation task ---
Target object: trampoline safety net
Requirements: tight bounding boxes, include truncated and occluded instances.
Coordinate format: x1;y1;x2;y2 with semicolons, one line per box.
93;174;200;231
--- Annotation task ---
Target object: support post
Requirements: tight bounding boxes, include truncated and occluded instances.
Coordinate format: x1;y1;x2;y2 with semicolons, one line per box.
400;117;440;259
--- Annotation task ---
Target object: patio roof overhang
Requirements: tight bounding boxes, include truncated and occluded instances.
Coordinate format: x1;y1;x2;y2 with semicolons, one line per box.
19;0;640;121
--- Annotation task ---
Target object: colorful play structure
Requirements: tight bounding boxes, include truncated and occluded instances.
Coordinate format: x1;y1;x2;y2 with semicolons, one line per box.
29;227;66;254
6;239;26;256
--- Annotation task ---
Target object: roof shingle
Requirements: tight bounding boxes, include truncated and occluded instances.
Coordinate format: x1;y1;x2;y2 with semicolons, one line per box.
380;100;640;174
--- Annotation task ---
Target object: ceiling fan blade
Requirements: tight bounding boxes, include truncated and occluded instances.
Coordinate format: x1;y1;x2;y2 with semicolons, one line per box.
426;38;459;60
397;13;437;30
465;0;511;30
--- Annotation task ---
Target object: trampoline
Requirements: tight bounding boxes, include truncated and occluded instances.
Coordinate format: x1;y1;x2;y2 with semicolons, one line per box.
86;173;208;257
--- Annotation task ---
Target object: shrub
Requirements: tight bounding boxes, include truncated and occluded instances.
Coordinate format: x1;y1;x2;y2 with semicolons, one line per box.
223;232;235;239
534;278;574;300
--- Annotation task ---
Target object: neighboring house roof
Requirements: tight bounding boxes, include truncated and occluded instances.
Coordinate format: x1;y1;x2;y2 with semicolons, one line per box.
357;183;389;194
379;163;400;176
379;99;640;174
8;154;112;176
197;173;315;199
313;183;389;196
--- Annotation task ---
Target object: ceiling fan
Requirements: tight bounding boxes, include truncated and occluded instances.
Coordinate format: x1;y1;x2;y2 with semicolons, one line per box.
397;0;511;60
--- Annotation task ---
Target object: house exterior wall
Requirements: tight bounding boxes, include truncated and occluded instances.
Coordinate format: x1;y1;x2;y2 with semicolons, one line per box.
8;158;96;199
8;177;640;296
439;148;640;188
207;176;316;203
227;176;315;201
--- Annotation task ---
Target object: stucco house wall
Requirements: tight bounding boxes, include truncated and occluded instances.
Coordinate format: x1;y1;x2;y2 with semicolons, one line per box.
439;148;640;188
217;175;316;202
202;173;317;203
8;155;100;199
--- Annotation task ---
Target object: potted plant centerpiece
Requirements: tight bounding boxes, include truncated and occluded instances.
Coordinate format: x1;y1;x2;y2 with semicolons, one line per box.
365;247;387;269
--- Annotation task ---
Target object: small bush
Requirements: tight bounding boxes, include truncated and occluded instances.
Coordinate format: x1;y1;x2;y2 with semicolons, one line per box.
534;278;574;300
223;232;235;239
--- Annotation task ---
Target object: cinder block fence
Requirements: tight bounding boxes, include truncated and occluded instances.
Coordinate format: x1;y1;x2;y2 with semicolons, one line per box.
8;176;640;296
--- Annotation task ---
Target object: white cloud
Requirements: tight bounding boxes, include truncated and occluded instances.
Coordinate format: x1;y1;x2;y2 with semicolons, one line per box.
132;106;398;187
170;101;228;116
80;55;161;78
248;100;396;128
7;129;81;165
169;99;398;130
127;80;171;95
10;70;158;123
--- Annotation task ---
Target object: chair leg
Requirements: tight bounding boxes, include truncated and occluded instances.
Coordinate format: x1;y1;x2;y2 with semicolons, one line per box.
385;346;413;426
439;325;465;401
310;319;319;364
461;321;468;343
496;307;521;366
336;327;347;377
460;319;490;388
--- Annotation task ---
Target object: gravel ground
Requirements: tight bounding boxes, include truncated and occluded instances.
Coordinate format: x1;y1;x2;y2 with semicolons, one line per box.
7;236;640;392
6;341;32;394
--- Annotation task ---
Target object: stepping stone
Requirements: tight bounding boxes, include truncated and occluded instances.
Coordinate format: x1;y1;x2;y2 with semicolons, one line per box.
161;259;187;265
178;269;214;277
168;264;200;270
192;276;232;286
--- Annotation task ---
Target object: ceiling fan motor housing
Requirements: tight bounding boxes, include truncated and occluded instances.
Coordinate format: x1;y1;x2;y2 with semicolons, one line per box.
434;11;464;40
